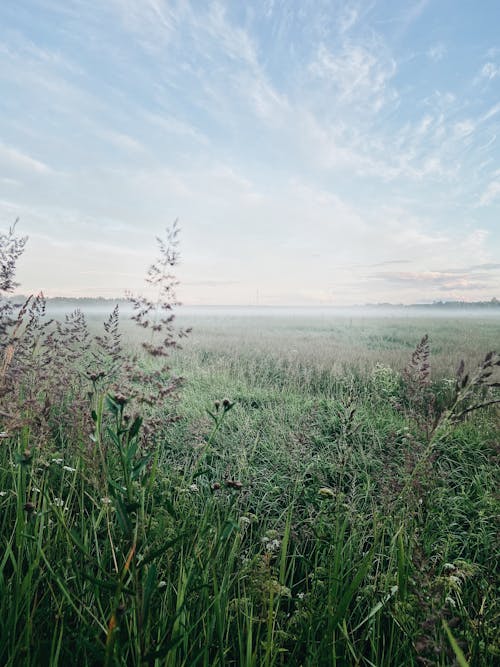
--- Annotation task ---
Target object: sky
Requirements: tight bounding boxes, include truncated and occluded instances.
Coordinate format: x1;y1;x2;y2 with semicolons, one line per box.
1;0;500;305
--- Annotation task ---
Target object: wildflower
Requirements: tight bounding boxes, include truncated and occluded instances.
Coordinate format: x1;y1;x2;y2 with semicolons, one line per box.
62;465;76;472
158;581;167;589
318;487;335;499
0;491;7;497
53;497;65;508
101;497;112;505
266;539;281;552
278;585;291;598
113;393;128;407
261;535;282;552
188;483;199;493
51;458;63;465
222;398;234;411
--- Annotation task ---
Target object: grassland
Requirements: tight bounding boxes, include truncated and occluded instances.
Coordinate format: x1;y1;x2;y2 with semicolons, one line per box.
1;226;499;666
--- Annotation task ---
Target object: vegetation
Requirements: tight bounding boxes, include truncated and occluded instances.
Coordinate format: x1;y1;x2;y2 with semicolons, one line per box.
1;223;499;666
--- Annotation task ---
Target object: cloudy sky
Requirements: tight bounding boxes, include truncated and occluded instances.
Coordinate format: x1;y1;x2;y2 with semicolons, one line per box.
1;0;500;304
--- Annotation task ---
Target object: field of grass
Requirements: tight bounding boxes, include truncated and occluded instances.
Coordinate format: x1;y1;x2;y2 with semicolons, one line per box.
1;227;499;666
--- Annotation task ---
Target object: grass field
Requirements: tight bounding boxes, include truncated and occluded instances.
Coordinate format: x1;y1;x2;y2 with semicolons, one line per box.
1;227;499;666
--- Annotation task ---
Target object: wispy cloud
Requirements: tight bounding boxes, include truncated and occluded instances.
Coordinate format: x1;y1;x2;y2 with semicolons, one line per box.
373;271;492;291
0;143;53;174
309;40;397;111
427;42;447;62
1;0;500;303
479;172;500;206
479;62;500;81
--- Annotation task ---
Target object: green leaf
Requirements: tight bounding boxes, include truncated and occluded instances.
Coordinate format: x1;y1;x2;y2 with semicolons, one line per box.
330;546;374;629
128;416;143;440
443;620;469;667
131;454;152;481
138;533;189;569
141;564;157;626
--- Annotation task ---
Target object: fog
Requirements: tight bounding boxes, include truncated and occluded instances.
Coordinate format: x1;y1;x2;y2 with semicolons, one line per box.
39;301;500;322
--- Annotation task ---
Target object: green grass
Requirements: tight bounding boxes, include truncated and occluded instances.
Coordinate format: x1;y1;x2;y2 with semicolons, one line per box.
1;313;499;666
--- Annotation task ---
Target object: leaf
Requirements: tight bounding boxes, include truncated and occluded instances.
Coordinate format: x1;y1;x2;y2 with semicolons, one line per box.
352;585;398;633
141;564;157;627
105;395;119;415
128;416;143;441
192;468;212;480
219;520;239;541
113;495;133;534
443;620;469;667
131;454;152;481
330;546;374;629
164;497;178;520
138;533;188;569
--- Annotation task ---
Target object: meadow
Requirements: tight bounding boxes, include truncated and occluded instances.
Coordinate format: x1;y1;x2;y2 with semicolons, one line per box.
1;226;499;666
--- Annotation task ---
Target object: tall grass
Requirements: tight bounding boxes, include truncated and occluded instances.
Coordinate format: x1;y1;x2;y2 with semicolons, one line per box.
0;224;499;665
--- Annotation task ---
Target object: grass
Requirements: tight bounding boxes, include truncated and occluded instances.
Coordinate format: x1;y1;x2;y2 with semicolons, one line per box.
1;225;499;665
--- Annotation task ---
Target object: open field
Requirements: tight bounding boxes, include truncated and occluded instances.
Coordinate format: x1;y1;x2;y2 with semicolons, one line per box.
1;300;499;666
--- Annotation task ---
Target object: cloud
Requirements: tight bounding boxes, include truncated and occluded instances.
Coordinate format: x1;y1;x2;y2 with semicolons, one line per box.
480;62;500;80
0;143;53;174
404;0;431;25
109;0;177;50
427;43;446;62
0;176;21;187
372;270;491;291
338;4;360;33
480;102;500;122
142;112;209;145
309;41;397;111
479;177;500;206
369;259;412;267
98;130;146;154
183;279;240;287
2;0;500;304
469;263;500;271
440;263;500;274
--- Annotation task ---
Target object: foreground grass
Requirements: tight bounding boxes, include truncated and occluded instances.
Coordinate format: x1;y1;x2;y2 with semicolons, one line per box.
1;327;499;666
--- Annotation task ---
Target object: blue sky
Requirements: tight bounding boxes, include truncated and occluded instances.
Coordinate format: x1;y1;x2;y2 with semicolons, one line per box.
1;0;499;304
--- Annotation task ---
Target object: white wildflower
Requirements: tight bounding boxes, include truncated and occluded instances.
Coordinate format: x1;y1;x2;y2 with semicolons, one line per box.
265;539;282;553
51;458;63;465
62;465;76;473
